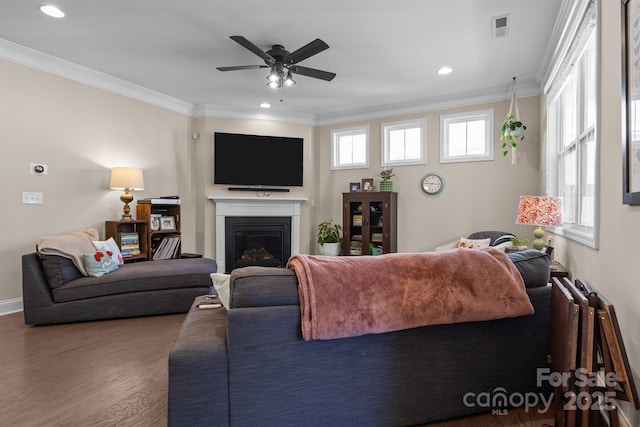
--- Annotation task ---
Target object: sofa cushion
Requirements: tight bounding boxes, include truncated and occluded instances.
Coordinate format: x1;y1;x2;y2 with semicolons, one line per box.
51;258;217;303
82;250;119;277
39;254;83;289
230;266;299;308
92;237;125;265
506;249;550;288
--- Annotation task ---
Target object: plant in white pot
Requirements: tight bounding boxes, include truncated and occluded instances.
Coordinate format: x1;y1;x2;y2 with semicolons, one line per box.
317;220;343;256
500;113;527;156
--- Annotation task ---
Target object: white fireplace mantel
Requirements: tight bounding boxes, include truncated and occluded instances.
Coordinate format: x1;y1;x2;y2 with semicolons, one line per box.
209;195;307;271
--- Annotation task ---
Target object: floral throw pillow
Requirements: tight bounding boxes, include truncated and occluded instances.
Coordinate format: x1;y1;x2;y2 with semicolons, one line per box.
83;250;119;277
457;237;491;249
92;237;124;265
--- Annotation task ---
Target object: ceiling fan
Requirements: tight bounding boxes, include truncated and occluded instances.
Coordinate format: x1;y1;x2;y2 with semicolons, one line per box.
217;36;336;89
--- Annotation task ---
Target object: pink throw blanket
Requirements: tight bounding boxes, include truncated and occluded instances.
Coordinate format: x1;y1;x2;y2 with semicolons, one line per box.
287;248;534;341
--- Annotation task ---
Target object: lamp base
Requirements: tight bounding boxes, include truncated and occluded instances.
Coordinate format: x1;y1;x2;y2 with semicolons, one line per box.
532;226;545;250
120;191;134;221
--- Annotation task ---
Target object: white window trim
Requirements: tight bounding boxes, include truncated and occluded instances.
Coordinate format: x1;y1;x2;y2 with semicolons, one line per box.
331;125;370;170
440;109;494;163
381;118;426;167
545;0;599;249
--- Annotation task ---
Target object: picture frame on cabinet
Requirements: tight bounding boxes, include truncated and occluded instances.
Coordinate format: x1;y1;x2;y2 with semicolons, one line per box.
160;216;176;230
150;214;161;231
362;178;374;192
350;182;361;192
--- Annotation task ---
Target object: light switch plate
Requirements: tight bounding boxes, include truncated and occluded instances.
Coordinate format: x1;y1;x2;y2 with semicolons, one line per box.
22;192;43;204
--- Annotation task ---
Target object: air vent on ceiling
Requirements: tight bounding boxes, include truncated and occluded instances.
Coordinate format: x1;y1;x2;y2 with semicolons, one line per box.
492;14;510;38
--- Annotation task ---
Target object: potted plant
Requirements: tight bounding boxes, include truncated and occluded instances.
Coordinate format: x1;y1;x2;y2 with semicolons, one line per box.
500;113;527;157
378;167;395;192
317;220;343;256
509;235;529;251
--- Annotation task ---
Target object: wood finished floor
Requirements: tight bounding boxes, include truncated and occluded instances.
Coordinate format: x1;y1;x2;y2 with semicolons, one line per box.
0;311;554;427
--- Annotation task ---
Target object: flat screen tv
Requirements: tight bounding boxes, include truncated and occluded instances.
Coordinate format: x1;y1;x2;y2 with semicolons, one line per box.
214;132;304;187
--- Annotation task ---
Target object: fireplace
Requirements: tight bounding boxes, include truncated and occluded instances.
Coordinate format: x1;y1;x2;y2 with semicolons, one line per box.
225;216;291;272
210;196;307;274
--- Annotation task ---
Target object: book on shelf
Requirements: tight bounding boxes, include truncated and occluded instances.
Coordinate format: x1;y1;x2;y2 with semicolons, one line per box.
120;232;140;257
352;215;363;226
139;197;181;205
152;235;181;260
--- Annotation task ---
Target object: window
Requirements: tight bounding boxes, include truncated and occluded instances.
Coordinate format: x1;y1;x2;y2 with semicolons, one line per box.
440;109;494;163
331;126;369;170
381;119;426;166
545;2;598;248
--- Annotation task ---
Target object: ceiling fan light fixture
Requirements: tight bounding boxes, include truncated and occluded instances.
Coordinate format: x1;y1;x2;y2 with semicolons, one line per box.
438;66;453;75
283;72;295;87
267;80;281;89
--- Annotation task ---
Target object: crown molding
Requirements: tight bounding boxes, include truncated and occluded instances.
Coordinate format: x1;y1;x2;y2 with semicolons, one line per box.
0;38;194;116
192;104;316;125
314;80;540;126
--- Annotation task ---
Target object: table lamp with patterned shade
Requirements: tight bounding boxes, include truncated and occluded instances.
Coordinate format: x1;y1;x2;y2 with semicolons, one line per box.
515;196;563;250
109;167;144;221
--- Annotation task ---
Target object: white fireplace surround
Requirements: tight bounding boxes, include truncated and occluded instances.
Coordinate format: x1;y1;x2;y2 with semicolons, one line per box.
209;195;307;271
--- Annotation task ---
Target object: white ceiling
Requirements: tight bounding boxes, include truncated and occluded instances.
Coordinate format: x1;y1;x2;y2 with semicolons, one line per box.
0;0;563;124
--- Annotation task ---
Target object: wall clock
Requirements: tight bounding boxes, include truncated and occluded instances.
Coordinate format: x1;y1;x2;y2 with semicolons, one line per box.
421;173;445;195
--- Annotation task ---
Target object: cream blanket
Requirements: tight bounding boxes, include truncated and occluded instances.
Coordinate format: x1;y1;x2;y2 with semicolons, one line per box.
37;228;99;276
288;248;534;341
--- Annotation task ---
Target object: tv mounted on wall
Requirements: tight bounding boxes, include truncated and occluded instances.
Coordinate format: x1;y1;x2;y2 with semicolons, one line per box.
214;132;304;187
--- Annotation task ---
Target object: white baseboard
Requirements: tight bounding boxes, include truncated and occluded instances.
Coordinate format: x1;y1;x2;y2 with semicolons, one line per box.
0;298;23;316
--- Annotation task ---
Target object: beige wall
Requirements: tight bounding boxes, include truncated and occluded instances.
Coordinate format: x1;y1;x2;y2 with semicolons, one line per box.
314;96;542;253
0;59;192;302
542;2;640;424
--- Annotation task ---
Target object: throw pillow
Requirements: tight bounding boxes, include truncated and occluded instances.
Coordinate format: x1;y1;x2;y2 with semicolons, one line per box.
82;250;119;277
210;273;230;310
38;254;83;288
457;237;491;249
92;237;124;265
507;249;551;288
492;234;516;247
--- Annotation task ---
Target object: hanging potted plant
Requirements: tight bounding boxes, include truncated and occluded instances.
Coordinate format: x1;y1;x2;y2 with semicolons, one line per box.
500;112;527;156
378;167;395;192
501;77;527;163
317;220;343;256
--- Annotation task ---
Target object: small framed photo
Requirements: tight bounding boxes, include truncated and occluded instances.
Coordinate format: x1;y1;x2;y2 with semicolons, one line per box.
150;214;162;231
160;216;176;231
362;178;374;192
350;182;361;192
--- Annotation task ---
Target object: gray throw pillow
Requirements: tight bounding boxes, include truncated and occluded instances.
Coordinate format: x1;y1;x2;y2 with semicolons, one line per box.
507;249;551;288
39;254;83;289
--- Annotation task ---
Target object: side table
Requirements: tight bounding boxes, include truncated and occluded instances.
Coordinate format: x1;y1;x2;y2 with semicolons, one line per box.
550;260;569;281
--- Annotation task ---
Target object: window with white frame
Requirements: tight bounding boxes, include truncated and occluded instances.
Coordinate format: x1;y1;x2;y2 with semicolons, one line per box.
381;118;426;167
545;1;598;248
440;109;494;163
331;126;369;170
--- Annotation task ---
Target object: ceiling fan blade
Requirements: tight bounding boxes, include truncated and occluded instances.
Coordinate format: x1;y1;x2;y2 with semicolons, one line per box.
229;36;275;64
290;65;336;81
284;39;329;65
217;65;268;71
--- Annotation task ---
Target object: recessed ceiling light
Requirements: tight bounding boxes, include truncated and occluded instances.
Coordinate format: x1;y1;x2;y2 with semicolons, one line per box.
260;102;271;109
40;5;65;18
437;66;453;75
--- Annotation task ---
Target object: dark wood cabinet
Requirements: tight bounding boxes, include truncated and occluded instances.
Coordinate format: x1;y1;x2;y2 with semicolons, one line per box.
342;192;397;256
